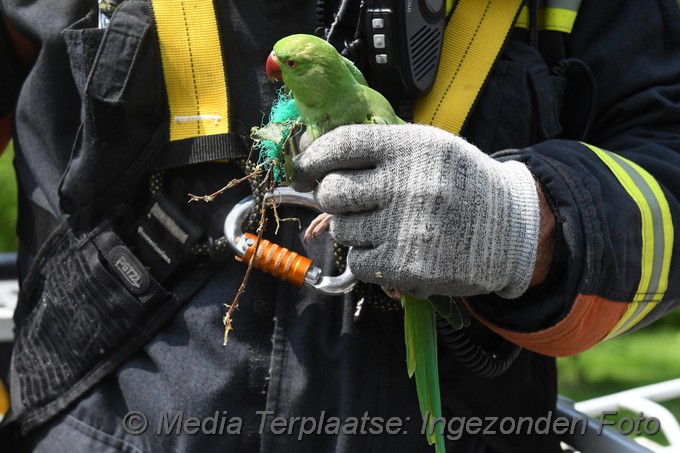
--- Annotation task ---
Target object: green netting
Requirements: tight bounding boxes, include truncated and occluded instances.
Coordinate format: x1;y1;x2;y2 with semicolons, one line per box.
255;89;301;183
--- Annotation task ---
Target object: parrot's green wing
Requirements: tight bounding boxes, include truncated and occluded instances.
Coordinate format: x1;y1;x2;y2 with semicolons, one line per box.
402;293;446;453
366;115;391;125
359;85;406;127
341;55;368;86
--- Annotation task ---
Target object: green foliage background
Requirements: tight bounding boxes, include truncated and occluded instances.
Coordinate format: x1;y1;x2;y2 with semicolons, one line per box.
558;311;680;446
0;142;17;252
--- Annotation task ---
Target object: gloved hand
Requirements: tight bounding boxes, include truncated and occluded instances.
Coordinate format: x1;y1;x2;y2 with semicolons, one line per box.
292;124;541;299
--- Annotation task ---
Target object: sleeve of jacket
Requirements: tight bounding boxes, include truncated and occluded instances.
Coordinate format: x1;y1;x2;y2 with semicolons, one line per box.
465;0;680;357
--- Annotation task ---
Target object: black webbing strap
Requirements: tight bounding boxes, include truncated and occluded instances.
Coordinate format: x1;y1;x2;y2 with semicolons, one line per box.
150;132;248;171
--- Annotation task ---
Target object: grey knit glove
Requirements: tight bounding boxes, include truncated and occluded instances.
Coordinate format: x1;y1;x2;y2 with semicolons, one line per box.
293;124;541;299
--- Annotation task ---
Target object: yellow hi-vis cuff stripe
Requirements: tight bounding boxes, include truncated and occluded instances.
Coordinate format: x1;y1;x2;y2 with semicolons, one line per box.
583;144;674;339
150;0;229;142
414;0;524;134
515;0;582;33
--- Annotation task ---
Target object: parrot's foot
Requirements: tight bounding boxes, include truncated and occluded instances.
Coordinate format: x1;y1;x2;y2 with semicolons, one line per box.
381;287;403;300
304;212;334;242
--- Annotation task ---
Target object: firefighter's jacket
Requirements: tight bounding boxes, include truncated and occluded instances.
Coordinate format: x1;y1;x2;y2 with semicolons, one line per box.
0;1;679;452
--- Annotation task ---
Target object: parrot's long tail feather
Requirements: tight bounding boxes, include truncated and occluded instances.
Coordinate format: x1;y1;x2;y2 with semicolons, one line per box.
402;293;446;453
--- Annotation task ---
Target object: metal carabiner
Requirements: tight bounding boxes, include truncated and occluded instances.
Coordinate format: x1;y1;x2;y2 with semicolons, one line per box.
224;187;357;295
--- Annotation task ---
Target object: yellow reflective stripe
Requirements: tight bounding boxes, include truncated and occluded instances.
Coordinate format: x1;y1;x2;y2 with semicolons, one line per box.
515;5;530;29
414;0;524;134
446;0;455;16
514;0;582;33
150;0;229;141
583;144;674;339
541;8;578;32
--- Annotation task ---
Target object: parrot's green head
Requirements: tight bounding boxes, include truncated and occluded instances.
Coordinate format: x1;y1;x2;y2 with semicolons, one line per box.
266;34;357;109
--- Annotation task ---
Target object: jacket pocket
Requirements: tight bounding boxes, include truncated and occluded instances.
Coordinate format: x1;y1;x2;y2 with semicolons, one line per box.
59;1;167;221
465;40;566;153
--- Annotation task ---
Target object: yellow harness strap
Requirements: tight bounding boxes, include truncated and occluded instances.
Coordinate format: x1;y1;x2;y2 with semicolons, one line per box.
414;0;525;134
150;0;229;142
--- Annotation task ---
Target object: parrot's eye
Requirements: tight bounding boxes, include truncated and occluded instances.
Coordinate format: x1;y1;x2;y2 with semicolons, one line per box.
286;59;297;68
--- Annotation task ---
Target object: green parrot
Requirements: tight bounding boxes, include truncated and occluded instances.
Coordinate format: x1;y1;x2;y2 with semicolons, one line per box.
266;33;467;452
265;33;404;139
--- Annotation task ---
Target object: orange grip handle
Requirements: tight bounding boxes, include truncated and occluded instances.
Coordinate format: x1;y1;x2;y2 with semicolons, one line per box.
236;232;312;286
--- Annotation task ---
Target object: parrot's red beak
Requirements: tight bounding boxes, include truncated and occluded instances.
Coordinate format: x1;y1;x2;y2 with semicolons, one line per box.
266;52;282;82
